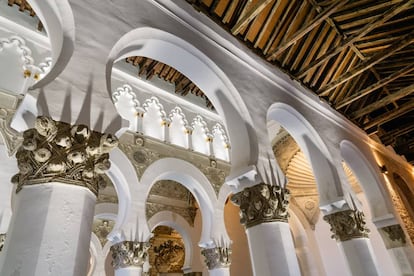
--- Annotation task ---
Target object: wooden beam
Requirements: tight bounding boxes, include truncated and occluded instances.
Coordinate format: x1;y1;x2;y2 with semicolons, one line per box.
363;99;414;130
231;0;274;35
297;0;414;78
266;0;348;60
353;83;414;119
318;31;414;95
336;64;414;109
253;0;282;48
382;124;414;145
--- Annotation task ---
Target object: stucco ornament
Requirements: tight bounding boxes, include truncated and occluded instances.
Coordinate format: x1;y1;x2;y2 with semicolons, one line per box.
111;241;151;269
379;224;407;248
0;233;5;252
231;183;290;228
201;247;232;270
323;209;370;241
12;116;118;196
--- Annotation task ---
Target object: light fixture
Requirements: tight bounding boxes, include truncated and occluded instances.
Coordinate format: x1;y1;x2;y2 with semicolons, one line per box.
380;165;388;175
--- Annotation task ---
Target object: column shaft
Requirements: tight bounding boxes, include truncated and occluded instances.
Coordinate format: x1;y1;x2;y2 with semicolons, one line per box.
246;221;300;276
0;183;96;275
324;209;380;276
339;238;379;276
232;183;300;276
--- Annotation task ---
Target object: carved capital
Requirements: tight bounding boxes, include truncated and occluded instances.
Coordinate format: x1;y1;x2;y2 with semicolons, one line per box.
111;241;150;269
379;224;407;248
0;233;5;252
12;116;118;196
231;183;290;228
323;209;370;241
201;247;231;270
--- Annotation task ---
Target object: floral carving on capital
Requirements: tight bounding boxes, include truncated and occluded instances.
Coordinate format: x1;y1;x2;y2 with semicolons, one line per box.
201;247;231;270
323;209;370;242
12;116;118;196
111;241;150;269
231;183;290;228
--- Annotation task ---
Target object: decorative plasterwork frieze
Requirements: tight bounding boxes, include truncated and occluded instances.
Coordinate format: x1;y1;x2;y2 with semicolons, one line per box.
146;202;197;227
12;116;118;196
0;233;6;252
272;131;300;174
153;240;185;272
93;219;115;247
379;224;407;249
323;209;370;242
231;183;290;228
0;92;23;156
111;241;150;269
118;132;230;196
201;247;231;270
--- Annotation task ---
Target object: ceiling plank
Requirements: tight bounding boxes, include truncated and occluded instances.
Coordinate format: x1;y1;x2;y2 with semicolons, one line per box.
231;0;274;35
297;0;414;78
336;64;414;109
318;32;414;95
352;83;414;119
253;0;282;48
363;99;414;130
266;0;348;60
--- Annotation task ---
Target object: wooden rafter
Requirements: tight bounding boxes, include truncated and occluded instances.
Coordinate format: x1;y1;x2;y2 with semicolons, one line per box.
363;99;414;131
266;0;348;60
297;0;414;78
336;64;414;109
382;124;414;145
353;83;414;120
231;0;274;35
318;31;414;95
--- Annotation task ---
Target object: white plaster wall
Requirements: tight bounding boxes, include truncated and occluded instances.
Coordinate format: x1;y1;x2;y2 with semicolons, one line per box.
0;144;17;233
224;200;253;276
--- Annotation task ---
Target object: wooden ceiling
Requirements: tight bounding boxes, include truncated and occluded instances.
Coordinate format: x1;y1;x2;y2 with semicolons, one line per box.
6;1;414;164
125;56;215;109
184;0;414;164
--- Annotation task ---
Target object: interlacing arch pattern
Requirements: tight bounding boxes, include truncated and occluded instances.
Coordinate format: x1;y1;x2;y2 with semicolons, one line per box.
112;85;230;161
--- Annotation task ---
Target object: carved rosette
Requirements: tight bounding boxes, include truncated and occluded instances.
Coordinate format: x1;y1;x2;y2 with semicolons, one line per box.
201;247;231;270
379;224;407;248
231;183;290;228
111;241;150;269
12;116;118;196
0;233;5;252
323;209;370;242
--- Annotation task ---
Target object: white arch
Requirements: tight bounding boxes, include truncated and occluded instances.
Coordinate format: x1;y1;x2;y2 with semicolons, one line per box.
140;157;216;246
148;211;194;270
340;140;396;223
267;102;343;207
106;27;257;175
107;147;135;239
27;0;75;89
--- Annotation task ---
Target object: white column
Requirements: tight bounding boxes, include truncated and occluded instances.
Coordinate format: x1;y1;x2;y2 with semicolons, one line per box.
340;238;379;276
0;116;118;276
0;183;96;275
115;266;142;276
201;247;231;276
111;241;150;276
231;183;300;276
246;222;300;275
324;209;380;276
379;224;414;275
